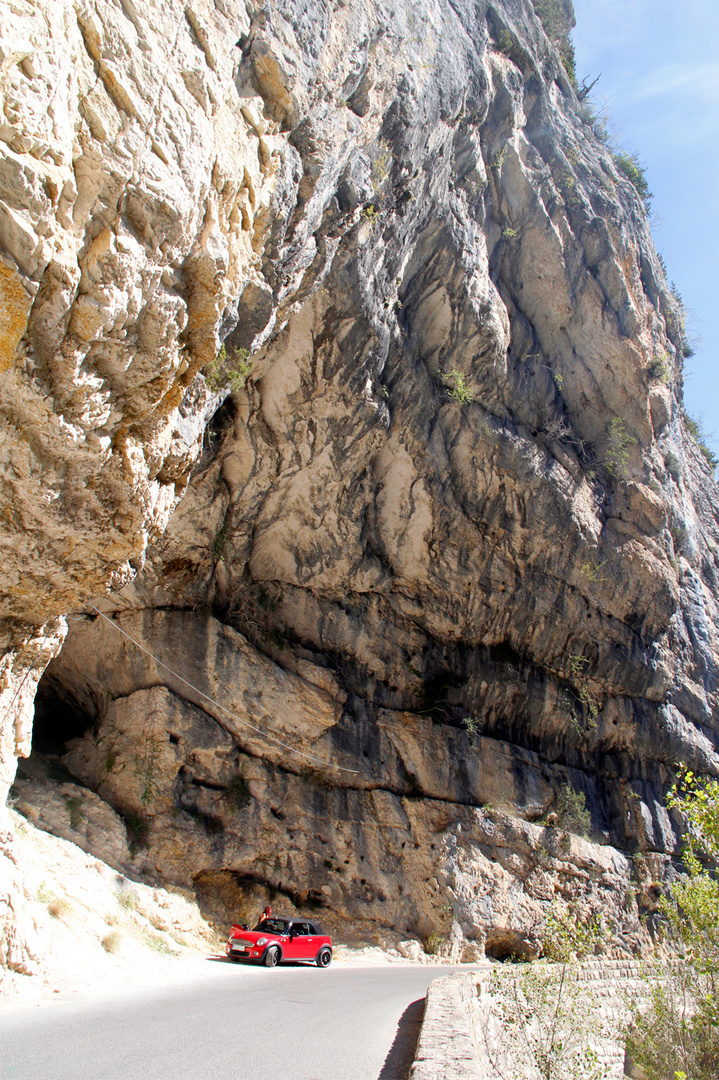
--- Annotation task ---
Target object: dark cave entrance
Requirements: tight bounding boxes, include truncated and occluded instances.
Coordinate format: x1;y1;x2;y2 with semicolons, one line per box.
484;930;536;962
31;671;95;753
15;664;98;784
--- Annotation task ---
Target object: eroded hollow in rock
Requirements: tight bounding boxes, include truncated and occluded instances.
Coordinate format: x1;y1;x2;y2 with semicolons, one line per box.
193;869;303;931
484;930;537;963
28;670;96;758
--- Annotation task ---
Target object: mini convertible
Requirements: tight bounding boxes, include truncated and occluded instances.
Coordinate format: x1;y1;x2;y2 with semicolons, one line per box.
226;916;333;968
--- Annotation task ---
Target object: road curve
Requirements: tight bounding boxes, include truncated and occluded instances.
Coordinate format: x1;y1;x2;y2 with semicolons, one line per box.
0;959;470;1080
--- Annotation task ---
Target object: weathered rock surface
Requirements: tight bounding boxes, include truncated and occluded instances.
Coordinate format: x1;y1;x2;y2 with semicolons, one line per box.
23;609;655;954
2;0;719;968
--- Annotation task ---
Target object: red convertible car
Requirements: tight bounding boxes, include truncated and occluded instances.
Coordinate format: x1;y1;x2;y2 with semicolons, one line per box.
226;916;333;968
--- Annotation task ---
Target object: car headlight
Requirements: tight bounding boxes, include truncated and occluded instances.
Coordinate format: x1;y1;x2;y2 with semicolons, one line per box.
257;937;268;946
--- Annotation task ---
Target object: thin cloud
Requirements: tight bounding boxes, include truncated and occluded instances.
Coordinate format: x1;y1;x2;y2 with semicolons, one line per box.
628;61;719;103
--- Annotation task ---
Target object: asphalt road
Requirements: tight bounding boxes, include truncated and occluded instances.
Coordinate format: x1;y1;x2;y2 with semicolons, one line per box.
0;959;466;1080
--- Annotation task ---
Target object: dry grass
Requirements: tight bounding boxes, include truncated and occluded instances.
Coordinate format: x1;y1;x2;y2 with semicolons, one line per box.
48;898;73;920
101;931;123;954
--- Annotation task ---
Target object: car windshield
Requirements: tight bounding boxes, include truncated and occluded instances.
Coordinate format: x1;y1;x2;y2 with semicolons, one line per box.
254;918;288;934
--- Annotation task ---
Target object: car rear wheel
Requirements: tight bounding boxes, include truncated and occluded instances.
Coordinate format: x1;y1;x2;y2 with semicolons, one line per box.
264;946;280;968
316;947;332;968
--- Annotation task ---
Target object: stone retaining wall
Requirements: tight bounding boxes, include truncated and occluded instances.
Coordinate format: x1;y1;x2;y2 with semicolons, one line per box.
410;961;647;1080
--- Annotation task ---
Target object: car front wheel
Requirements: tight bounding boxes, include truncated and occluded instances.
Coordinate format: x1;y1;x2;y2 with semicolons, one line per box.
316;947;332;968
264;946;280;968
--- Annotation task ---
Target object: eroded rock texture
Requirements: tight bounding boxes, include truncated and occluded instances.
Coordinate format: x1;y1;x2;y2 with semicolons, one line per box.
2;0;719;964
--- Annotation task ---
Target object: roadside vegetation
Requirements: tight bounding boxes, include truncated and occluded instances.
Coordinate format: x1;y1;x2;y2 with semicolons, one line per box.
626;768;719;1078
478;902;618;1080
475;769;719;1079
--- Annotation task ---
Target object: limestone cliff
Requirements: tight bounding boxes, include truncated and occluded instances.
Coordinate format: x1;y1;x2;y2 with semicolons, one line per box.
2;0;718;973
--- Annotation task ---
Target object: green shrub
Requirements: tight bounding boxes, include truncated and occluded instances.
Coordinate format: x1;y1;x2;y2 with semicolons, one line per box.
683;411;718;471
438;367;473;404
554;782;591;837
648;352;672;383
496;28;515;56
612;151;652;208
479;951;618;1080
133;729;162;807
212;522;228;561
64;795;83;829
627;971;719;1080
205;344;253;394
423;931;444;955
531;0;577;88
604;416;637;477
579;560;605;583
461;716;481;747
626;768;719;1078
541;900;602;962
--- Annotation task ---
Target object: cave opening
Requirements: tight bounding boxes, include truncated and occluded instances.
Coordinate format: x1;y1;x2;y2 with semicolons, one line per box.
23;666;97;761
484;930;536;963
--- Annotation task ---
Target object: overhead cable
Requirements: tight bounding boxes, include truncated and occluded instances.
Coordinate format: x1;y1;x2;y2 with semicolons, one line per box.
87;603;360;775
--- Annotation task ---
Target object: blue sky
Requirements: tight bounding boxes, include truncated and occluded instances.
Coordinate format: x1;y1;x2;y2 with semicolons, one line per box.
572;0;719;451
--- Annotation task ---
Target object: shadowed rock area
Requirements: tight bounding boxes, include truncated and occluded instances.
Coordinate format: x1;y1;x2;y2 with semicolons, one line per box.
1;0;718;976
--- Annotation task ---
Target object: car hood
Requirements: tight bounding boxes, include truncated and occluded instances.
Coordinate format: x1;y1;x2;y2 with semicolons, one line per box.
230;930;283;941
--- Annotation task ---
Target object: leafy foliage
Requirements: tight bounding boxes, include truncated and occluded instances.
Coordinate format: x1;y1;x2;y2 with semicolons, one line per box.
133;726;162;807
542;901;602;963
477;900;623;1080
205;344;253;394
212;522;229;561
461;715;482;747
665;768;719;971
627;970;719;1080
627;767;719;1078
554;782;591;837
683;411;718;471
612;152;652;209
531;0;577;87
423;931;445;955
438;367;473;404
604;417;636;477
648;352;672;384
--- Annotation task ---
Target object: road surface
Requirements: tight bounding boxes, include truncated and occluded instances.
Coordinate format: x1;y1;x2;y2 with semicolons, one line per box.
0;959;468;1080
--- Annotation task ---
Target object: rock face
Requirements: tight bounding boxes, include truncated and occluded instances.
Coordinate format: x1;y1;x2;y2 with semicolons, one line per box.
2;0;719;965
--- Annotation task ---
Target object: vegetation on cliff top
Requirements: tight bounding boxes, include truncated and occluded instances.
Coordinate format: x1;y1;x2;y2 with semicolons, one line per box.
531;0;577;86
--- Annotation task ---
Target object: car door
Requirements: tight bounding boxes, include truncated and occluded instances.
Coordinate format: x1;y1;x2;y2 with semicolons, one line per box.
288;921;314;960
